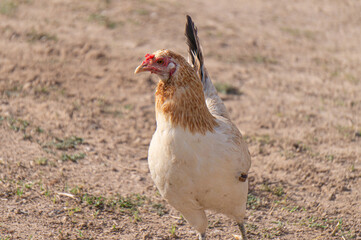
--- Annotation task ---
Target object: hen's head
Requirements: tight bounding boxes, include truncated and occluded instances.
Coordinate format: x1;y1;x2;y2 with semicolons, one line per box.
134;50;186;82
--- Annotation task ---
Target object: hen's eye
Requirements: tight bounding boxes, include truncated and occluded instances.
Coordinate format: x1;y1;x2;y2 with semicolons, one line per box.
156;59;164;64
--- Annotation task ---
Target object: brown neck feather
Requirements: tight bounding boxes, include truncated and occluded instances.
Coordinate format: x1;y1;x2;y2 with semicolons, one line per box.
155;63;218;135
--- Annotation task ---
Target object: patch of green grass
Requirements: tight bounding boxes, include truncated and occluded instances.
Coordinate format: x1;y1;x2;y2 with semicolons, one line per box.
7;117;29;133
82;194;106;209
261;222;286;239
325;154;335;162
35;157;48;166
272;186;285;197
49;188;165;222
281;204;305;213
26;29;58;42
79;192;149;219
261;184;285;197
214;82;241;95
111;224;121;232
16;187;24;197
68;207;81;216
78;229;83;238
289;206;299;213
170;224;177;237
0;0;17;16
300;216;340;231
24;182;33;189
93;210;100;218
61;152;85;162
327;218;354;238
339;222;357;239
152;203;166;216
308;216;327;229
350;164;355;172
0;235;11;240
36;126;44;133
117;194;147;212
132;210;141;222
70;186;81;195
44;189;51;197
54;136;83;150
247;193;261;209
264;221;287;238
245;222;258;232
4;116;33;140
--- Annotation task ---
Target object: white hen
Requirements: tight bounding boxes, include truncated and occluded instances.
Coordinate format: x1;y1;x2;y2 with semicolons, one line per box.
134;15;251;240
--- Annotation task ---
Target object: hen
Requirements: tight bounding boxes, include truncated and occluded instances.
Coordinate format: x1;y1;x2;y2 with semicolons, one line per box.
134;15;251;240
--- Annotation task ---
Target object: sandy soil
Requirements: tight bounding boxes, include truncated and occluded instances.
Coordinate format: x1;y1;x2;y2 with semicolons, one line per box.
0;0;360;239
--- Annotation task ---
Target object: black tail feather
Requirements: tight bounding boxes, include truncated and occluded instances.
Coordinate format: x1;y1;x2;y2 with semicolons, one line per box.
184;15;230;119
185;15;205;84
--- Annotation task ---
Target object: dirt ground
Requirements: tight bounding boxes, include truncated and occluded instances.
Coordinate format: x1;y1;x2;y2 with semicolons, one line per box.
0;0;360;239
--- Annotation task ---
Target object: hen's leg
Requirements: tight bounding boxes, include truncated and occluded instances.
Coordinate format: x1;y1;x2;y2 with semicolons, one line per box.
199;232;206;240
237;223;247;240
179;208;207;240
233;223;247;240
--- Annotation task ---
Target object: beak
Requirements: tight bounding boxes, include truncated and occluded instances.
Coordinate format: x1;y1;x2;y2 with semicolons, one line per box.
134;63;149;74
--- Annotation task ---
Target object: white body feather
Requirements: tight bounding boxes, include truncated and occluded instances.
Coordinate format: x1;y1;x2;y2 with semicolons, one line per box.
135;16;251;239
148;111;251;231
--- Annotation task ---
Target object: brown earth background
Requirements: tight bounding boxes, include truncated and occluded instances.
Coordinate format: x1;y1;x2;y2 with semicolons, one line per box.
0;0;360;239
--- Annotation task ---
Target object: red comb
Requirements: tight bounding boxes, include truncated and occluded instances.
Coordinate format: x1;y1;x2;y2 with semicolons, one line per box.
142;53;155;65
145;53;155;60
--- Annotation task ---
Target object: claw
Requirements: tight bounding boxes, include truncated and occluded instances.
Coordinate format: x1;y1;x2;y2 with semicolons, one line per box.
235;223;248;240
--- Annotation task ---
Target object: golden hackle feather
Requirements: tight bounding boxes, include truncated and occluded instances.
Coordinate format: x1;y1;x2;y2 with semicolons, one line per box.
154;50;218;135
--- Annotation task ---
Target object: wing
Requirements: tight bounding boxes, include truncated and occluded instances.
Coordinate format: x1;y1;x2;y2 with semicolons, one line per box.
185;15;229;119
